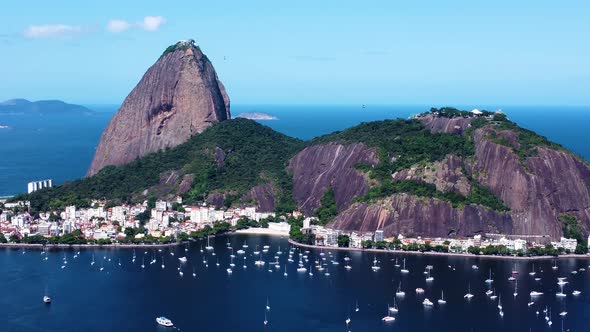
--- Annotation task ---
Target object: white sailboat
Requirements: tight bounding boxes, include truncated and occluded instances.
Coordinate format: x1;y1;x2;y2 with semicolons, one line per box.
355;300;359;312
283;264;288;277
396;282;405;297
513;279;518;297
425;268;434;282
371;256;381;271
490;289;498;300
438;290;446;304
205;236;214;250
389;298;399;313
464;283;474;299
400;258;409;273
485;269;493;283
382;304;396;322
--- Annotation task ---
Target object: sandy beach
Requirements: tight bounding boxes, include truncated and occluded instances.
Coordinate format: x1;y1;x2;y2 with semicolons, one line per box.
234;228;289;236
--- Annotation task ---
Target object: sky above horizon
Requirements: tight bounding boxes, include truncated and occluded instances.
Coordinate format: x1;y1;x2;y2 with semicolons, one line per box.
1;0;589;106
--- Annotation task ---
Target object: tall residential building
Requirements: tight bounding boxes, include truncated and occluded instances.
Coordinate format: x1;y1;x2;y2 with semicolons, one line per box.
27;179;52;194
112;206;125;223
65;205;76;221
155;200;167;212
374;230;384;242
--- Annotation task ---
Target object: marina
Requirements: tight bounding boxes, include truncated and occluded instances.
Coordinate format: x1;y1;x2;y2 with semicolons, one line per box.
1;233;588;331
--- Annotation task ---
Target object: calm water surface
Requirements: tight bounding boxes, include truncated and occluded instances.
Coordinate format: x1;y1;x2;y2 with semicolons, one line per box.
1;234;589;332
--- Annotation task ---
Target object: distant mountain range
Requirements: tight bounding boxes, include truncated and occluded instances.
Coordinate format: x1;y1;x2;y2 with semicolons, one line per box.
0;99;94;115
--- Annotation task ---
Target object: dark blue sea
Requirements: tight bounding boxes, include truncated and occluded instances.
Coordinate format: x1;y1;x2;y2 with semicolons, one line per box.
1;234;589;332
1;104;589;196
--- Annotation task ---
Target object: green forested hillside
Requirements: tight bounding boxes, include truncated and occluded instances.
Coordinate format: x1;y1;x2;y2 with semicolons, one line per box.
16;108;569;215
18;119;304;212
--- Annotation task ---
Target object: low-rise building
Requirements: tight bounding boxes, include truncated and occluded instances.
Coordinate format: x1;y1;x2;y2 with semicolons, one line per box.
268;222;291;234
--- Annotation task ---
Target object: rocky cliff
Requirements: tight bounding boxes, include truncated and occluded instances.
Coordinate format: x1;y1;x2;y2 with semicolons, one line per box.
293;112;590;240
330;194;514;237
288;143;379;215
87;40;230;176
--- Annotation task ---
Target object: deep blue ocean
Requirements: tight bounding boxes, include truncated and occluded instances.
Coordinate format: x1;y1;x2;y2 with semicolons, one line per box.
1;104;589;196
1;234;589;332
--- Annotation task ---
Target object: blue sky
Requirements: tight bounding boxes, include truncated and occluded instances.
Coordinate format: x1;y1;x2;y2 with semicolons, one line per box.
1;0;589;105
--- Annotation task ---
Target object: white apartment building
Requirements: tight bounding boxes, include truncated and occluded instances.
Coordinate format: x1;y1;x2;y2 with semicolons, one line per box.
111;206;125;223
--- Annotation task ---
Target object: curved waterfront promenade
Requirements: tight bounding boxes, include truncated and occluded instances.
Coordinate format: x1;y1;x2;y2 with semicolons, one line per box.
0;242;182;250
0;228;289;250
288;239;590;261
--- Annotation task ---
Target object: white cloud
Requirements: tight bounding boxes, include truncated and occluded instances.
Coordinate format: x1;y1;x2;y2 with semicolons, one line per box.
107;20;131;33
140;16;166;31
23;24;82;39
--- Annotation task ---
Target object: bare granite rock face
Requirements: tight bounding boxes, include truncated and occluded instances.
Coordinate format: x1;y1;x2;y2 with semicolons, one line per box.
87;40;230;176
392;155;472;195
241;183;276;212
327;118;590;240
330;194;514;238
469;128;590;238
420;114;473;134
288;143;379;215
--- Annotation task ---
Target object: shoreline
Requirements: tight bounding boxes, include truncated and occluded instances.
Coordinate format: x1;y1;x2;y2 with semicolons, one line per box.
0;229;287;250
233;228;289;236
288;239;590;261
0;242;183;250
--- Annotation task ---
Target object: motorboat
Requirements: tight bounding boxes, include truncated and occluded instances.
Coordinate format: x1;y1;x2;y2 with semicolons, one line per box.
156;317;173;327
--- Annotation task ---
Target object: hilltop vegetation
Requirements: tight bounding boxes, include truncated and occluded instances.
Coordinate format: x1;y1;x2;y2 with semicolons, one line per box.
15;107;582;219
18;119;304;213
312;118;508;212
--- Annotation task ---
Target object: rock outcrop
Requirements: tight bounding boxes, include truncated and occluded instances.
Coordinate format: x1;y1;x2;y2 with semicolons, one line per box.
392;155;472;196
87;40;230;176
469;127;590;238
420;114;472;134
330;194;514;238
323;116;590;240
241;183;276;212
288;143;379;215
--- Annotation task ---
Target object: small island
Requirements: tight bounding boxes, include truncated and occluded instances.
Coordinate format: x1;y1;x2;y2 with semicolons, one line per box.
235;112;278;120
